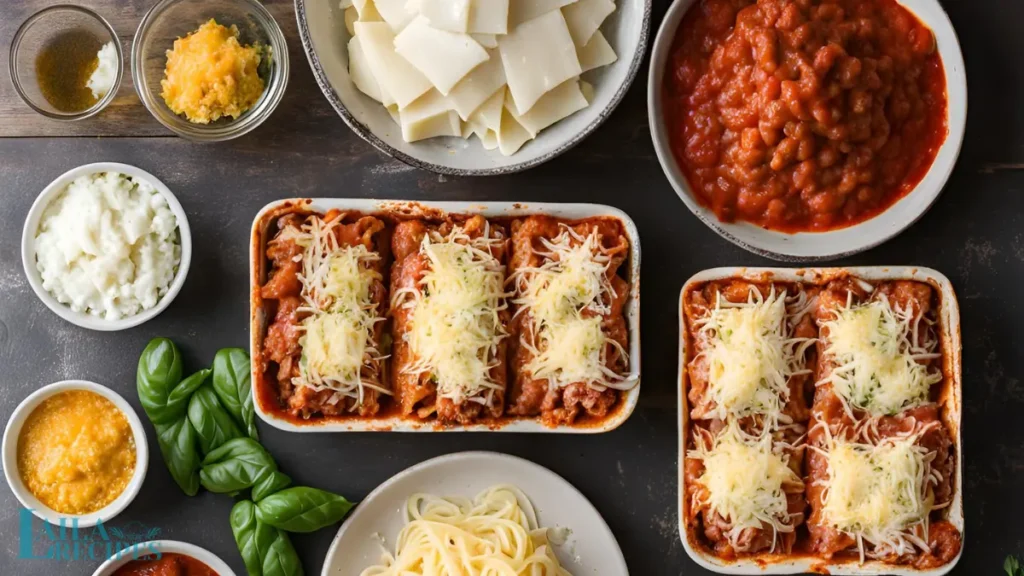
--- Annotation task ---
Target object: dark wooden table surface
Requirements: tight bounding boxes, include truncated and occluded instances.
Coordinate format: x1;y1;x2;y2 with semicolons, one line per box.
1;0;1022;575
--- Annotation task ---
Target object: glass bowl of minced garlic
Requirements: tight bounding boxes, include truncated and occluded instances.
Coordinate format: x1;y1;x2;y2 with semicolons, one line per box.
131;0;290;141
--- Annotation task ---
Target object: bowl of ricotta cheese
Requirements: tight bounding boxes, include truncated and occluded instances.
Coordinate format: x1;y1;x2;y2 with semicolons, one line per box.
21;162;191;331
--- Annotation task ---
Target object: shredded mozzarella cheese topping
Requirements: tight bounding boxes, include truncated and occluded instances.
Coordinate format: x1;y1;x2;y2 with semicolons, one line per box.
819;294;941;417
694;287;812;424
393;224;508;405
813;422;941;562
688;421;804;552
511;225;630;391
285;216;388;405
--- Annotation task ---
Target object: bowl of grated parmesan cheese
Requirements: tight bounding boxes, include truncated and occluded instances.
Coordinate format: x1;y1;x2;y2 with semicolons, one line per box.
21;162;192;331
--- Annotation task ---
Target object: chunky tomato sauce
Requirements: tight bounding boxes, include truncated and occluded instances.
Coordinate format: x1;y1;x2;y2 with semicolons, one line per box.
664;0;948;232
112;553;218;576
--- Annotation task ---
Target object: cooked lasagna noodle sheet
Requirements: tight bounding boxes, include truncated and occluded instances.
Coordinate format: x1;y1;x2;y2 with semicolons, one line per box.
261;210;390;418
390;216;511;424
344;0;619;155
507;215;631;425
685;280;816;429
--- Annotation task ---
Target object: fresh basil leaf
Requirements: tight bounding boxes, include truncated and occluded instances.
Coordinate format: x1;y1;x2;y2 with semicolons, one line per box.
137;338;184;424
213;348;259;440
231;500;304;576
252;470;292;502
166;369;210;422
255;487;354;533
200;437;277;494
262;530;303;576
154;417;201;496
231;500;268;576
1007;556;1022;576
188;384;244;455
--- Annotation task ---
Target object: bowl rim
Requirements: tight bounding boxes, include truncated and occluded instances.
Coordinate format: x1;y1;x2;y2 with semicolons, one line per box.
20;162;192;331
646;0;968;262
90;540;237;576
293;0;653;176
8;4;124;121
130;0;291;142
1;380;149;529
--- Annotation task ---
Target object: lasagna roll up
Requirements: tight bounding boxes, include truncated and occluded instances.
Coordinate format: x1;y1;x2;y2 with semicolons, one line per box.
684;280;817;429
390;216;511;424
684;420;806;557
812;278;943;430
260;210;391;418
507;216;632;426
805;408;959;567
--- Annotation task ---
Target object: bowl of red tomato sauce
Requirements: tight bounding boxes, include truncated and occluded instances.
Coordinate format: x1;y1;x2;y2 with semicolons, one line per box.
91;540;235;576
648;0;966;261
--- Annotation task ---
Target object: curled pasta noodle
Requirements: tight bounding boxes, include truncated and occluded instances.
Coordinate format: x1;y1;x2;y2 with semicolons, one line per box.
361;485;573;576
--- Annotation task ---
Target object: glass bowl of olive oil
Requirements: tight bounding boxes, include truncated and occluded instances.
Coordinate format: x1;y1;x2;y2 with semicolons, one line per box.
9;5;123;121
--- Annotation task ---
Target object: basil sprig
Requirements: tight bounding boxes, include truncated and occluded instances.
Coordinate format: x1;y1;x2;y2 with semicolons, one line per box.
136;338;355;576
213;348;259;440
255;487;354;533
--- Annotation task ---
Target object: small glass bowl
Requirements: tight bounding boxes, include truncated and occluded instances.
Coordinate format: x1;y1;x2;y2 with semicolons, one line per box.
9;5;123;121
131;0;290;142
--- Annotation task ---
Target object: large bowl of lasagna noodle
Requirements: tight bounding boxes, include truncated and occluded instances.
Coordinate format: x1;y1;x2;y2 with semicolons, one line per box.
677;267;963;575
295;0;651;175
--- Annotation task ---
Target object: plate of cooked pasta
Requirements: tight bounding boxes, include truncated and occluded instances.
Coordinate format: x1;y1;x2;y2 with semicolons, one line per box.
321;451;627;576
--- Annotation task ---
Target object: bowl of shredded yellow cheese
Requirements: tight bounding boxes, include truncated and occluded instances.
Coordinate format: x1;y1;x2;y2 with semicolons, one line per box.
131;0;289;141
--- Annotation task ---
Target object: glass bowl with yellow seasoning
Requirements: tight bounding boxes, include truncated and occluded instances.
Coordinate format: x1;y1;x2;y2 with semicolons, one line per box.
2;381;148;527
131;0;289;141
9;5;123;121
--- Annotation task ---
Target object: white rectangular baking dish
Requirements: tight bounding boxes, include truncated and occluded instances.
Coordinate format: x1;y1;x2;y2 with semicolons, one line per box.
677;266;963;575
250;198;641;433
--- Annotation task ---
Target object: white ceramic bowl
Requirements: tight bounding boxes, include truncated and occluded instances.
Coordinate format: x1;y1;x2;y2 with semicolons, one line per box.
322;451;628;576
91;540;237;576
2;380;149;528
295;0;652;175
648;0;967;261
21;162;192;331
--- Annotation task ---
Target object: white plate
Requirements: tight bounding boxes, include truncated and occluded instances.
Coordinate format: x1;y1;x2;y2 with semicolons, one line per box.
676;267;964;575
648;0;968;261
294;0;651;175
321;451;628;576
250;198;641;433
2;380;149;528
21;162;192;331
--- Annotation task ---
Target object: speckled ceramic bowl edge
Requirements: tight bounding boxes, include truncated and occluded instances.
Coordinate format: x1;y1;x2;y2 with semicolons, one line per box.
293;0;653;176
